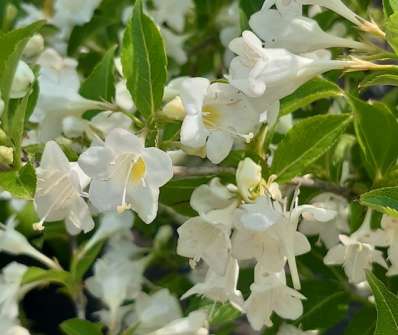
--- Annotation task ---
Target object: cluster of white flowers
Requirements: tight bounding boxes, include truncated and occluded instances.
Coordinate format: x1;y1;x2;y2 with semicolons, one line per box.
2;0;394;333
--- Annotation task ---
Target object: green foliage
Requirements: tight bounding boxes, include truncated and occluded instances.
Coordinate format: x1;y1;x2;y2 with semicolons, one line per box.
360;72;398;89
0;162;36;199
22;267;76;294
367;271;398;335
351;97;398;180
384;0;398;17
345;306;376;335
70;241;105;281
360;187;398;218
80;46;117;102
121;0;167;119
280;77;344;116
60;319;103;335
271;114;352;182
386;13;398;54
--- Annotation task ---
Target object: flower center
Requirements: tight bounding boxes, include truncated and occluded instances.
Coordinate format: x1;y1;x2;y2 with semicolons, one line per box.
202;105;221;129
130;157;146;184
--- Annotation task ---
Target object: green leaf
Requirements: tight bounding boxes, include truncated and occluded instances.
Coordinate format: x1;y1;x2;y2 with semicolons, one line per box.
295;280;350;330
271;114;352;182
80;46;117;102
360;187;398;218
60;319;103;335
351;97;398;179
0;162;36;199
239;0;264;18
360;73;398;89
367;271;398;335
384;0;398;18
345;306;376;335
121;0;167;118
386;13;398;54
70;241;105;281
280;77;344;116
0;21;45;127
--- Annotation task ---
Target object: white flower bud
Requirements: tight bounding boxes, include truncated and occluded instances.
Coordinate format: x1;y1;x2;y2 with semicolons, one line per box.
236;158;262;202
10;61;34;99
161;96;186;120
23;34;45;58
0;146;13;166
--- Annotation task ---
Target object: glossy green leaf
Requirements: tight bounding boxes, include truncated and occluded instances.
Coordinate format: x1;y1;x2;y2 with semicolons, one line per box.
384;0;398;17
0;162;36;199
22;267;76;294
121;0;167;118
60;319;103;335
360;187;398;218
70;241;105;281
386;13;398;54
351;97;398;179
280;77;344;116
0;21;45;127
271;114;352;182
80;46;117;102
360;73;398;89
367;271;398;335
239;0;264;18
345;306;376;335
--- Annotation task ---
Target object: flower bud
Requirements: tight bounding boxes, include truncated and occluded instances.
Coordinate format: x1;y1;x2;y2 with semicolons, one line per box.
161;96;186;120
0;146;13;166
23;34;45;58
236;158;262;202
10;61;35;99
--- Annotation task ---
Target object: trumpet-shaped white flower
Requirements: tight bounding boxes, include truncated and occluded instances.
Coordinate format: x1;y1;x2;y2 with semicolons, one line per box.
0;218;60;269
30;49;102;141
182;257;244;310
147;310;209;335
179;78;260;163
324;234;387;284
177;216;231;275
228;31;352;98
10;61;34;99
130;289;182;334
86;254;147;329
83;211;134;253
190;178;239;224
232;195;335;289
244;267;305;330
0;262;27;319
300;193;350;249
150;0;192;33
249;8;367;53
34;141;94;234
0;316;30;335
23;34;44;58
78;128;173;223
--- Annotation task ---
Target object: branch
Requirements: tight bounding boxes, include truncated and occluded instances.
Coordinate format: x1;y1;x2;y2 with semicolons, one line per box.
173;165;235;177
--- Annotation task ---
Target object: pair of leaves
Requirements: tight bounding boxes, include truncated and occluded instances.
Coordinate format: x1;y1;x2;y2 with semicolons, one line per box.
271;114;352;182
121;0;167;119
351;96;398;181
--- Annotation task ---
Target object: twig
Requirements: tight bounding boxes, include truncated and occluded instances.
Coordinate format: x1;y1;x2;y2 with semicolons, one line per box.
172;165;235;177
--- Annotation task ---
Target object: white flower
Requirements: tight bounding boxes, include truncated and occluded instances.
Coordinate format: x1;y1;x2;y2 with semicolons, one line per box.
0;262;27;319
30;49;102;141
244;267;305;330
179;78;260;163
130;289;182;334
277;324;317;335
232;195;335;289
300;193;350;248
78;128;173;223
150;0;192;33
190;178;239;224
10;61;34;99
249;8;367;53
0;217;60;269
177;216;231;275
324;234;387;284
86;254;146;329
147;310;209;335
228;31;352;98
236;158;262;202
115;80;136;112
53;0;102;37
83;211;134;253
161;28;188;65
182;257;244;310
34;141;94;234
0;316;30;335
90;111;132;136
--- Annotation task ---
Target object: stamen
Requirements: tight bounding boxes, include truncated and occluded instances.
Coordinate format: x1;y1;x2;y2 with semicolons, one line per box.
116;161;134;214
